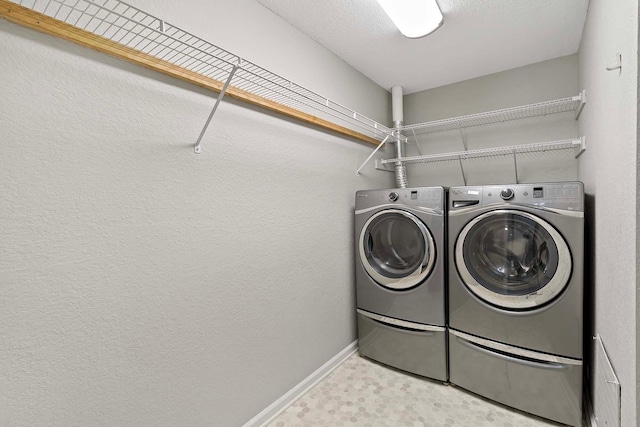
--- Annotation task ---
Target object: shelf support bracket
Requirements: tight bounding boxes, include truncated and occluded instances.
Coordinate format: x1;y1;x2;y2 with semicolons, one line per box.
575;90;587;120
457;128;469;185
459;128;468;151
575;136;586;158
374;159;395;173
606;53;622;71
194;64;239;154
412;129;423;156
458;155;467;185
513;150;519;184
357;135;390;175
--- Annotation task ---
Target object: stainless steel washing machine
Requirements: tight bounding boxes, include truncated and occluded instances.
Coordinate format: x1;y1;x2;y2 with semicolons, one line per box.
355;187;446;381
448;182;584;426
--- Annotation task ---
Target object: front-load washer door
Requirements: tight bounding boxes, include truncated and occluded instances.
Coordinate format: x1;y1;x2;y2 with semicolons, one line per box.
455;209;571;310
359;209;435;290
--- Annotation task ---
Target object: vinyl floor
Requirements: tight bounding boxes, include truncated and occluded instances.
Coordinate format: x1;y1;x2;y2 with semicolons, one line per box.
268;352;560;427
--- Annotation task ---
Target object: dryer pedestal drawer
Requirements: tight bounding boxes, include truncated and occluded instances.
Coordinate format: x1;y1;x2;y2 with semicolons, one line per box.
448;330;582;426
356;311;447;381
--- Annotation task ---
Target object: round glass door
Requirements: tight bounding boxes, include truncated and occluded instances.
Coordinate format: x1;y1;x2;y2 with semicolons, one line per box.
359;209;435;290
455;210;571;310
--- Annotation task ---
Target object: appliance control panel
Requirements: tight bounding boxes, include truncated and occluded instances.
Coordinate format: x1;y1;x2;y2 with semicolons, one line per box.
449;182;584;212
355;187;444;211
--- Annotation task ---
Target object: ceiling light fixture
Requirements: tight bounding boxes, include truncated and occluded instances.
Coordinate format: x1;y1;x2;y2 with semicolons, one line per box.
376;0;444;39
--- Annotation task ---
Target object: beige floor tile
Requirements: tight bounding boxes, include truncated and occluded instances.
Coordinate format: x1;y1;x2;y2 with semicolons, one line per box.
269;353;562;427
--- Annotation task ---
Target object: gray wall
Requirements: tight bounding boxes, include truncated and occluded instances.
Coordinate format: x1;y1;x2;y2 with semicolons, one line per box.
403;55;580;187
0;0;393;425
577;0;638;425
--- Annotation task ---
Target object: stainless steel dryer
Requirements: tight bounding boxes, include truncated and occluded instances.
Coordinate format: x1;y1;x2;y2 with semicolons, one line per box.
355;187;446;381
448;182;584;426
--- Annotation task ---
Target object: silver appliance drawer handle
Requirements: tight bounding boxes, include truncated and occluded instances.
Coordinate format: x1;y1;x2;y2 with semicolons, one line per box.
357;309;442;335
456;337;567;371
370;317;436;336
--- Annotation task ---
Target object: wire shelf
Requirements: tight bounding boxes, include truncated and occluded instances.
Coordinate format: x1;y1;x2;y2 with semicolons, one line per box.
7;0;397;144
381;138;586;166
401;92;586;136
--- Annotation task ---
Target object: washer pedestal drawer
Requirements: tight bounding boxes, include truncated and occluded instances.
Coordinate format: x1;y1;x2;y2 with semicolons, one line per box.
356;311;447;382
448;330;582;426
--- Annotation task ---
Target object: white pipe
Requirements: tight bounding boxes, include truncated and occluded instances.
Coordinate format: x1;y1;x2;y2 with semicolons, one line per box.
391;86;407;188
391;85;404;127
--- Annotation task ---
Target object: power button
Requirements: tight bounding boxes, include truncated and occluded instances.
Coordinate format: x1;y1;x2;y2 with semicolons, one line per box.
389;192;399;202
500;189;515;200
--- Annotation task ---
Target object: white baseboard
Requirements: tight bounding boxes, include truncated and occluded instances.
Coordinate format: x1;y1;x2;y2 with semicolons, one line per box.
243;340;359;427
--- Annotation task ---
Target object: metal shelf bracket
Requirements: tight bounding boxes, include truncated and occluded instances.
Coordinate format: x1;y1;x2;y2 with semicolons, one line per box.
356;135;390;175
458;128;468;184
575;90;586;120
194;64;239;154
411;128;423;156
606;53;622;71
575;136;586;158
458;154;467;185
375;159;395;173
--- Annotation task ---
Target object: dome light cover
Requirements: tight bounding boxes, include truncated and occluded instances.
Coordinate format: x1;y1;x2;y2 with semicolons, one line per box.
376;0;444;38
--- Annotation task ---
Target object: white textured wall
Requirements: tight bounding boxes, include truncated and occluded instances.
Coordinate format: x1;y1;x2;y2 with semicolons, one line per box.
577;0;638;425
0;0;393;425
403;55;580;187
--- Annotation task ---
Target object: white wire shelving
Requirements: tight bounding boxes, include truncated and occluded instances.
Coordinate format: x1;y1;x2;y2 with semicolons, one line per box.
2;0;587;173
3;0;402;152
371;92;588;182
401;91;586;136
378;137;586;184
381;137;586;166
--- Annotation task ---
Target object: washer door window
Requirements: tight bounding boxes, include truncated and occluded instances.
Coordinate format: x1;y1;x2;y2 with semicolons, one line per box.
360;209;436;290
455;210;571;310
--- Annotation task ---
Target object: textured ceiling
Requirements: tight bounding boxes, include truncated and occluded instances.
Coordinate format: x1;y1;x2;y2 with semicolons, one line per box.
255;0;589;94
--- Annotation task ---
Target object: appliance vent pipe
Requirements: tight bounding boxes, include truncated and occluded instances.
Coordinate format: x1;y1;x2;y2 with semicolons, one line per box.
391;85;408;188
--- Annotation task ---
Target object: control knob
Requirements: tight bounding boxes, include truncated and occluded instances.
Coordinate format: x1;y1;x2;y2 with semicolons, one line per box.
389;192;399;202
500;188;515;200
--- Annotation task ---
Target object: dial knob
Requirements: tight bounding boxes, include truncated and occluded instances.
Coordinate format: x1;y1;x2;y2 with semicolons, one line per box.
500;188;515;200
389;192;399;202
